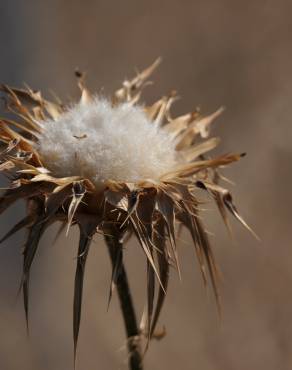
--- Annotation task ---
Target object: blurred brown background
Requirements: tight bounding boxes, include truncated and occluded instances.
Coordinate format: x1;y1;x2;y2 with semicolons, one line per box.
0;1;291;369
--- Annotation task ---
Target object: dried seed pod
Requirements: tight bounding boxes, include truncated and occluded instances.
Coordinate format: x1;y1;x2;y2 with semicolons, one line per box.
0;60;255;362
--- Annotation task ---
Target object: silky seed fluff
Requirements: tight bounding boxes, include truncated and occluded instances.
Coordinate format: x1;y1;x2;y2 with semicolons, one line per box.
36;98;178;184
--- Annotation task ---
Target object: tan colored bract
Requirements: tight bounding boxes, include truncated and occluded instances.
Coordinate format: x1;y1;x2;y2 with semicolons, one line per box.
0;59;253;356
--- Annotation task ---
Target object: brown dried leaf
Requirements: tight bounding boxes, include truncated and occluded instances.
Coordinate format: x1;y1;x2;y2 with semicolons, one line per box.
156;190;180;277
73;220;96;361
0;214;34;244
150;217;169;338
22;217;49;330
163;111;198;138
66;181;86;235
175;107;224;150
182;137;220;162
114;58;161;103
161;153;243;180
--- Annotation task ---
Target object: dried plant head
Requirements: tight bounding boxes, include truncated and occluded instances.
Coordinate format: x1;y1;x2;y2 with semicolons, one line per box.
0;59;255;360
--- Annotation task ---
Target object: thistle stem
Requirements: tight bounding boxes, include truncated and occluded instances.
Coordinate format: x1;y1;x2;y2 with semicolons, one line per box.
105;233;143;370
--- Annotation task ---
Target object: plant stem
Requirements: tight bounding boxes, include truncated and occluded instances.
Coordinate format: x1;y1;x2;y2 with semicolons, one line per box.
105;233;143;370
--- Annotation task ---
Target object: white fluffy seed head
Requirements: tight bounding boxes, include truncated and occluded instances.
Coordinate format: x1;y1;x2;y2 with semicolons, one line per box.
35;98;178;185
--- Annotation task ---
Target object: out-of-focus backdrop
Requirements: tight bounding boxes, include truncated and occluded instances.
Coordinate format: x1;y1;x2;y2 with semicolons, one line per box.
0;1;291;369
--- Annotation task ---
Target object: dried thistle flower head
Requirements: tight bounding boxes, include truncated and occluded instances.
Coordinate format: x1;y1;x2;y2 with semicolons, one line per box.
36;98;178;183
0;59;254;365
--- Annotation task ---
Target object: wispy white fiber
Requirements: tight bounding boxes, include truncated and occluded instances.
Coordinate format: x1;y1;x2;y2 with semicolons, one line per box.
36;97;178;184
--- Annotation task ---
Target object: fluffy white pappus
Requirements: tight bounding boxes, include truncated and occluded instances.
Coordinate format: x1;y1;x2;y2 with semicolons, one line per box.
36;98;179;184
